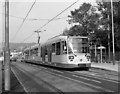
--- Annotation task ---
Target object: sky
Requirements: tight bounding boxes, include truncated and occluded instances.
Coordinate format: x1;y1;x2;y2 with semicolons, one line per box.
0;0;96;45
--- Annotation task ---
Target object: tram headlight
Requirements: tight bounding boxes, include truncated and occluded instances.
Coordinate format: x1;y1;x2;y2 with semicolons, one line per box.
69;56;74;59
80;59;83;61
87;56;90;59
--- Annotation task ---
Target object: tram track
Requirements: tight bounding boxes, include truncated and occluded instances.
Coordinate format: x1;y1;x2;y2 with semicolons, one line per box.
27;61;119;82
74;69;119;82
25;61;118;76
38;66;118;92
22;61;119;83
12;62;119;92
73;71;118;83
33;63;119;92
24;61;119;84
11;63;65;94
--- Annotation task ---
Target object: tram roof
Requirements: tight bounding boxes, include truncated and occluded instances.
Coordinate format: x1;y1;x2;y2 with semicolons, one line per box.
48;35;88;40
23;44;39;52
47;35;88;41
41;35;88;46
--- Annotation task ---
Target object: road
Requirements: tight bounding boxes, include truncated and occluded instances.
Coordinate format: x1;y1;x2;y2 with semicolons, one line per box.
11;61;119;93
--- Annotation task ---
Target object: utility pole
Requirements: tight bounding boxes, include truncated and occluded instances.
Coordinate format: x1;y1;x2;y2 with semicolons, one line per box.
111;0;115;65
4;0;10;91
107;15;111;63
2;1;5;92
94;44;97;62
34;30;46;44
34;31;42;44
2;1;5;52
34;30;45;57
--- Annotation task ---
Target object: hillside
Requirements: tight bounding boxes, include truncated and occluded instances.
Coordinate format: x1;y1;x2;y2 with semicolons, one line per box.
0;42;36;52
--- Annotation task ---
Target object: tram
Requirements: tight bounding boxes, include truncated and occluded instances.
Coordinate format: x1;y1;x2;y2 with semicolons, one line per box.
23;35;91;69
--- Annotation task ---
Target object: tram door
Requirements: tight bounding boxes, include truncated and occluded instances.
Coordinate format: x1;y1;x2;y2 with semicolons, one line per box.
48;45;52;62
41;46;45;62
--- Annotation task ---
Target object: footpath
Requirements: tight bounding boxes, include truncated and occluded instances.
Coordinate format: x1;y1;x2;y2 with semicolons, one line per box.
91;61;119;72
0;61;119;93
0;62;25;94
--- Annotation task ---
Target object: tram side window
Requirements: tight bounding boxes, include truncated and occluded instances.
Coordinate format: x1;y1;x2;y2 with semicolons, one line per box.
25;51;29;59
82;38;88;44
45;46;48;55
30;48;38;56
56;42;60;55
41;47;42;57
62;41;67;54
34;48;38;56
52;43;55;55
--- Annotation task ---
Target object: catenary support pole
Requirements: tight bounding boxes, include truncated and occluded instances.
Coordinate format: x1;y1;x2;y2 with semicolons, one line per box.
108;28;111;63
111;0;115;65
4;0;10;91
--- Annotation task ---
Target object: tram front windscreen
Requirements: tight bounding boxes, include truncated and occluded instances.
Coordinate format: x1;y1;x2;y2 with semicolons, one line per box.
68;38;89;54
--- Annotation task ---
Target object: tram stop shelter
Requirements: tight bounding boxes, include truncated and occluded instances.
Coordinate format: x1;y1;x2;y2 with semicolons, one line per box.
97;45;106;63
90;45;106;63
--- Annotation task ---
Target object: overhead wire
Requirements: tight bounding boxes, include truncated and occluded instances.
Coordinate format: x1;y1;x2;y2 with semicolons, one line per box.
20;0;79;43
0;12;23;19
36;0;79;31
11;0;36;42
0;12;68;21
27;17;68;21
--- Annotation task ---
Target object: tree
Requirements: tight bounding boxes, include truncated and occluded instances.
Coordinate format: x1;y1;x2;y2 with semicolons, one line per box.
68;3;92;36
64;3;101;46
97;1;120;51
62;28;69;36
62;1;120;60
63;1;120;50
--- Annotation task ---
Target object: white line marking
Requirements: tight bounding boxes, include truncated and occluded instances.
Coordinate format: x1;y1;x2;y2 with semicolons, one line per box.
51;69;63;73
79;76;91;80
72;75;79;77
11;68;29;94
41;67;47;69
91;79;102;83
90;73;96;75
72;75;101;83
72;75;90;80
